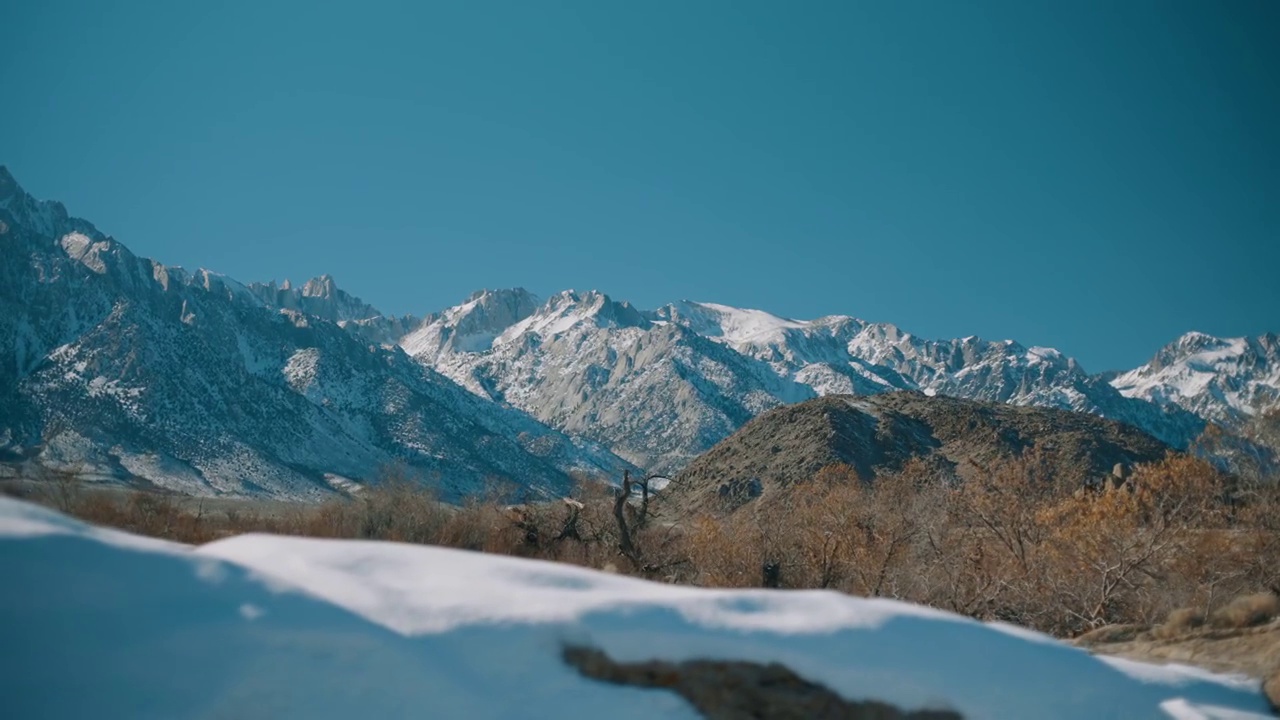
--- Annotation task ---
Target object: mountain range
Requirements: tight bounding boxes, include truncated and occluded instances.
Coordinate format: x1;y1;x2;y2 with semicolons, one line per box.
399;288;1275;472
1;166;1276;497
0;168;630;500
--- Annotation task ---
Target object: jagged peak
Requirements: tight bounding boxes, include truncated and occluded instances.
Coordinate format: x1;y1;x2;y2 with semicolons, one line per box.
301;274;338;298
856;321;912;342
546;288;610;306
533;289;647;329
540;288;605;311
246;274;387;323
443;288;541;325
1171;330;1227;351
0;166;79;239
1144;331;1235;371
465;287;538;305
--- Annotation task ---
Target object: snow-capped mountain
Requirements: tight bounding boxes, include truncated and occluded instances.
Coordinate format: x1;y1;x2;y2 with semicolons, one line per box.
400;289;806;469
1111;331;1280;427
399;291;1261;470
3;164;1272;492
653;301;1210;446
0;167;631;500
400;288;540;362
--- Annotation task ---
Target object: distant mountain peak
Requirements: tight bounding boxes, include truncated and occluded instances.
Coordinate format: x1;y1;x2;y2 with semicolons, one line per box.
399;287;543;360
0;168;80;240
466;287;538;304
247;274;387;325
1111;331;1280;426
301;274;338;298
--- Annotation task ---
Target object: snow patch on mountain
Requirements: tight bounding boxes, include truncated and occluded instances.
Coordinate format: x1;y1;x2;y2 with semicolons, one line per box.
653;300;807;345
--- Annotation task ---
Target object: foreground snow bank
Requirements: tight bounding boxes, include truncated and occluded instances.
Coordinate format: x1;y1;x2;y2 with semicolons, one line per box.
0;498;1270;719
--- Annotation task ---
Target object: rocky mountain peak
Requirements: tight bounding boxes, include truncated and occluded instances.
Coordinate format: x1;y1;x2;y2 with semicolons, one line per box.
465;287;538;305
1111;331;1280;427
399;288;542;359
522;290;650;334
0;168;78;241
247;275;385;324
301;274;338;299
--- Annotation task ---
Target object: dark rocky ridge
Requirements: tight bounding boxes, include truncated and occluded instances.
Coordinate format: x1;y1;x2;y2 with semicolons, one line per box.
563;645;962;720
669;392;1170;514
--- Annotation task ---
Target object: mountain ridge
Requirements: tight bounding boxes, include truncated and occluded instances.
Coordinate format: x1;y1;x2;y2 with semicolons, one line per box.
0;167;633;500
394;287;1263;470
3;165;1275;493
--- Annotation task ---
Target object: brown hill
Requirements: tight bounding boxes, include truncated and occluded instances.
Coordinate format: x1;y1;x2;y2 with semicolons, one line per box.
666;392;1170;514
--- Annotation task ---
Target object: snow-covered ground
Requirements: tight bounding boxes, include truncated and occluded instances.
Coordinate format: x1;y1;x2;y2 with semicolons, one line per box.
0;497;1271;719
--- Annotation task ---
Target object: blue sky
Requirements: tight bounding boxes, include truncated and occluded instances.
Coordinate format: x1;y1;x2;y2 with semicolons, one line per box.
2;0;1276;372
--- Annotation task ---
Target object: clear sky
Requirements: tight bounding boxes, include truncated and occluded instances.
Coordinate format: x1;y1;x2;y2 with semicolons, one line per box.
2;0;1276;372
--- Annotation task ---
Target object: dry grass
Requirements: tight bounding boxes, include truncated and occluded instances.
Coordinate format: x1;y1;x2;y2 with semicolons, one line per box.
1154;608;1205;639
1075;624;1147;645
18;453;1280;640
1209;592;1280;630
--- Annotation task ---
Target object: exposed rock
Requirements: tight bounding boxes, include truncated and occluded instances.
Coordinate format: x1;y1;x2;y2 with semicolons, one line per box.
563;645;962;720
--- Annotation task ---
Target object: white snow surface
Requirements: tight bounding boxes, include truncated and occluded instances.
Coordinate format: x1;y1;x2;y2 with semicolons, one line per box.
0;498;1269;720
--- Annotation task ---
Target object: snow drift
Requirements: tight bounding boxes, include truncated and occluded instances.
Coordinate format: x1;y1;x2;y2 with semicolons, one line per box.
0;497;1270;719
